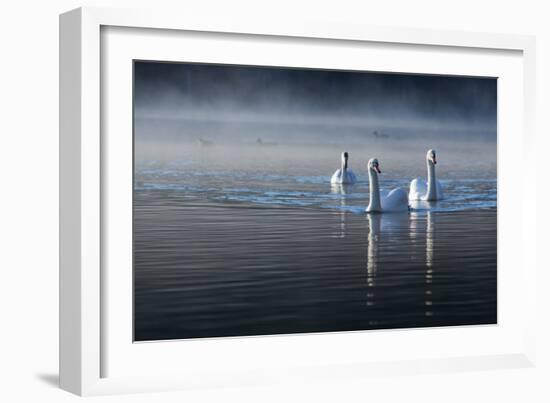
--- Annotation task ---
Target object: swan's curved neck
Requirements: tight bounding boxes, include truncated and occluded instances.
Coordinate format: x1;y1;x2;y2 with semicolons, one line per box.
367;168;381;212
426;160;437;200
341;157;348;171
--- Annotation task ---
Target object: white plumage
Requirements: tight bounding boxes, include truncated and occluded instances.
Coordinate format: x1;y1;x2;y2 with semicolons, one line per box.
409;177;444;201
366;158;409;213
331;151;357;185
409;149;444;201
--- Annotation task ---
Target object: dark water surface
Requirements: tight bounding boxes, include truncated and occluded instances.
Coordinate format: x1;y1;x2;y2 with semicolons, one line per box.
134;165;497;341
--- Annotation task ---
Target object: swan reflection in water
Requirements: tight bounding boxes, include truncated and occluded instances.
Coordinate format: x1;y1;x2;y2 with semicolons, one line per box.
366;209;437;319
410;208;436;317
330;183;353;238
365;214;381;313
365;213;409;314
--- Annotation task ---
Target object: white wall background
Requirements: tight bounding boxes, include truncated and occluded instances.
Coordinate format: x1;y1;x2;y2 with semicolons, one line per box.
1;1;548;401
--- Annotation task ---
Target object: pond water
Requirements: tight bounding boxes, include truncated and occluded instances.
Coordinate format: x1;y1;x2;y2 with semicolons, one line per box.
134;154;497;341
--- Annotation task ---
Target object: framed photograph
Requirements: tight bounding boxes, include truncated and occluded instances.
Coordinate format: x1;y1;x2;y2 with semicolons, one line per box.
60;7;537;396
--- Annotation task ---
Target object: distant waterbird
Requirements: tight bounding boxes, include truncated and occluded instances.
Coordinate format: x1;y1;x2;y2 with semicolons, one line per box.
372;130;389;139
330;151;357;185
197;137;214;148
256;137;278;147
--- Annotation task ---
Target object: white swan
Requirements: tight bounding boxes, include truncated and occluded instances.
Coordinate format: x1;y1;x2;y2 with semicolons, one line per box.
409;149;444;201
331;151;357;184
366;158;409;213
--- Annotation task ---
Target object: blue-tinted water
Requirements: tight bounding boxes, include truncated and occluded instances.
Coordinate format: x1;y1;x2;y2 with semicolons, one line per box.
135;161;496;214
134;159;497;341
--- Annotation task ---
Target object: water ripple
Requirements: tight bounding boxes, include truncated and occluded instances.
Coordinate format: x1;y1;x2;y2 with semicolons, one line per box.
136;167;496;213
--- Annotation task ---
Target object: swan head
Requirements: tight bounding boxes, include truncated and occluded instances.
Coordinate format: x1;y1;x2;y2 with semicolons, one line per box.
426;149;437;165
368;158;381;174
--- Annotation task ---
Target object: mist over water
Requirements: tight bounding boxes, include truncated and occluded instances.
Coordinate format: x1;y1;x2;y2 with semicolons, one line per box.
133;61;497;341
134;61;497;143
134;61;496;202
135;138;496;215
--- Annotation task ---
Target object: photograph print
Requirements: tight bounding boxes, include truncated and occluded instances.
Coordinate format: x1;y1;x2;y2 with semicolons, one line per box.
133;61;497;342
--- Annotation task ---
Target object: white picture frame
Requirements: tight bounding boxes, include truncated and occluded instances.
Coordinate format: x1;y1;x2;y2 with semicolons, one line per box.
59;6;537;396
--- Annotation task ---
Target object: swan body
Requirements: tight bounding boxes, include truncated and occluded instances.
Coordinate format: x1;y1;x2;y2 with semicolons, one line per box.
366;158;409;213
409;178;444;201
331;151;357;184
409;149;444;201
